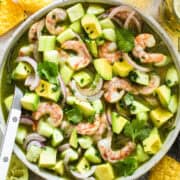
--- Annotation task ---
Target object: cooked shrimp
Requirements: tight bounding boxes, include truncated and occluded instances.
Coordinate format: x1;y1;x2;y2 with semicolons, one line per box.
28;19;45;42
45;8;67;35
33;102;63;127
62;40;92;70
98;137;136;163
99;42;122;64
133;33;166;63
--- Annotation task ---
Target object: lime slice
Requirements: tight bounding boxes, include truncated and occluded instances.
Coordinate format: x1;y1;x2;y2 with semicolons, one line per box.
173;0;180;19
6;154;29;180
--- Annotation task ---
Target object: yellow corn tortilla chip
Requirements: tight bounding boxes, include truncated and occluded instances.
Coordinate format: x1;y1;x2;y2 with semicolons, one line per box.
18;0;52;13
149;156;180;180
0;0;26;36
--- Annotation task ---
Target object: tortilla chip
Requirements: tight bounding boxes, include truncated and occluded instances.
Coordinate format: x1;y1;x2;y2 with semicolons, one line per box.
0;0;26;36
18;0;52;13
149;156;180;180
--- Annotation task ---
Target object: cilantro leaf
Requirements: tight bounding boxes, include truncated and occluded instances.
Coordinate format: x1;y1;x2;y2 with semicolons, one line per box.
37;61;58;84
116;28;135;52
124;119;152;142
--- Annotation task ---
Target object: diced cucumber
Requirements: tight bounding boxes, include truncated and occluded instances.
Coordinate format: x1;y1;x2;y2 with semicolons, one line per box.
57;28;76;44
69;129;78;148
4;95;13;111
61;148;78;161
136;112;149;122
84;147;101;163
165;66;178;87
129;70;149;86
51;129;63;147
103;29;116;42
67;3;85;22
136;144;149;163
66;96;78;105
87;4;105;15
168;95;178;113
38;36;56;52
37;120;54;138
43;50;60;64
100;18;115;29
77;157;90;173
85;39;98;58
154;55;170;67
26;145;42;163
53;160;64;176
39;146;57;168
123;93;134;106
78;136;93;149
92;99;104;114
16;125;28;145
130;101;150;114
60;64;74;85
70;20;82;34
21;93;39;112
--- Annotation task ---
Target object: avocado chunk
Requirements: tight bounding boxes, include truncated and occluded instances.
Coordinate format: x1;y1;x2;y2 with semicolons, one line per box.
92;99;104;114
67;3;85;22
150;107;173;127
12;62;32;80
154;55;170;67
37;120;54;138
69;129;78;148
4;95;13;111
16;125;28;145
143;128;162;154
95;163;115;180
168;95;178;113
156;85;171;107
100;18;115;29
87;4;105;15
113;60;133;77
77;157;90;173
103;28;116;42
78;136;93;149
112;112;128;134
94;58;112;80
35;80;60;102
76;101;95;117
38;36;56;52
26;145;42;163
81;14;102;39
130;100;150;114
84;147;101;163
39;146;57;168
43;50;60;64
60;64;74;85
165;66;178;87
51;129;63;147
21;93;39;111
53;160;64;176
61;148;78;161
70;20;82;34
136;144;149;163
73;70;93;88
57;28;76;44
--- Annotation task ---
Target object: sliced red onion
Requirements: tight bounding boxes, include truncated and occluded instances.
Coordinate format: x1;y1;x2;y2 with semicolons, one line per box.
70;166;96;179
20;115;34;126
58;143;70;152
106;107;112;126
26;140;44;151
33;42;41;61
124;11;136;29
58;74;67;106
111;17;123;27
123;53;151;72
24;133;46;149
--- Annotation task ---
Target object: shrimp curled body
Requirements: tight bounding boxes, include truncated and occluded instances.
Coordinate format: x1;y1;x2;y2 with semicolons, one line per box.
33;102;63;127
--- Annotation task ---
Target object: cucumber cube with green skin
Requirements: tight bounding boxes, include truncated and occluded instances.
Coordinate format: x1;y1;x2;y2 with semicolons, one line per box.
94;58;112;80
57;29;76;44
60;64;74;85
81;14;102;39
12;62;32;80
112;112;128;134
66;96;78;105
21;93;39;111
156;85;171;107
67;3;85;22
39;146;57;168
92;99;104;114
130;101;150;114
61;148;78;161
154;55;170;67
53;160;64;176
87;4;105;15
77;158;90;173
37;120;54;138
84;147;101;163
73;70;93;88
4;95;13;111
16;125;28;145
43;50;60;64
100;18;115;29
38;36;56;52
136;144;149;163
168;95;178;113
103;29;116;42
123;93;134;106
136;111;149;122
51;129;63;147
70;20;82;34
85;39;98;58
69;129;78;148
26;145;42;163
165;66;178;87
78;136;93;149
